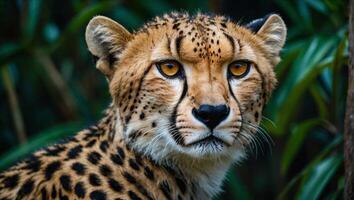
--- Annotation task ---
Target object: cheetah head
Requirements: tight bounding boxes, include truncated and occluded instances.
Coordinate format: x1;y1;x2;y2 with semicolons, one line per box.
85;13;286;167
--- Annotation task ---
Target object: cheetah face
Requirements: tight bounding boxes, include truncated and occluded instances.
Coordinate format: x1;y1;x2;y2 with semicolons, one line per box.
86;13;286;162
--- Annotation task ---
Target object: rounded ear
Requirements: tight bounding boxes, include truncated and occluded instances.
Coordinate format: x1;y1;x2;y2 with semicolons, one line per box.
246;14;287;63
85;16;132;79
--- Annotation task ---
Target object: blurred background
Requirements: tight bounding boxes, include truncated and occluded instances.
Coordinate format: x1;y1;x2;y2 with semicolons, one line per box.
0;0;348;199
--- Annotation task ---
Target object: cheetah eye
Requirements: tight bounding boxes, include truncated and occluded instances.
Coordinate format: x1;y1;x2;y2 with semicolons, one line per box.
156;60;182;78
228;60;252;78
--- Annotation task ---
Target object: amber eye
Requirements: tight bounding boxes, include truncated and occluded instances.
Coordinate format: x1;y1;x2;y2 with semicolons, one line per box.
228;60;252;78
156;60;182;78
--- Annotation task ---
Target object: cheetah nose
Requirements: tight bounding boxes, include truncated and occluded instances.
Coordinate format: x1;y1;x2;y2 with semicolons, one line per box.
192;104;230;130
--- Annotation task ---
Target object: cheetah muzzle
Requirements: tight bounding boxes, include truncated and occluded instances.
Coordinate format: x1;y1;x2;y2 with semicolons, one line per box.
0;12;286;200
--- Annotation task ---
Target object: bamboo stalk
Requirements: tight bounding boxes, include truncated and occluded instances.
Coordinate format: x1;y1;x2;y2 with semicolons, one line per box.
34;49;78;119
344;0;354;199
1;64;27;144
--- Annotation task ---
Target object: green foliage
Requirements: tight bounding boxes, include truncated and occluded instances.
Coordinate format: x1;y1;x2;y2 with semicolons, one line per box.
0;0;347;199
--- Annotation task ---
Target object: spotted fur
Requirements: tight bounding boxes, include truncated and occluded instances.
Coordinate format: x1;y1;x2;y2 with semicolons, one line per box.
0;12;286;200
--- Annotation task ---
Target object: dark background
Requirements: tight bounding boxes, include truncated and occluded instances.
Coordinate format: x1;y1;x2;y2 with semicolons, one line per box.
0;0;348;199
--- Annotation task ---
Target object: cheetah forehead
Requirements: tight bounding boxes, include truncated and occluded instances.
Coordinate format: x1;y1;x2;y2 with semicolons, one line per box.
135;12;253;63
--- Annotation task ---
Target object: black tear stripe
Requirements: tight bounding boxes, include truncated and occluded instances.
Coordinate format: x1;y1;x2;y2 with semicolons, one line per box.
169;80;188;145
175;35;185;58
227;81;244;132
124;64;154;127
223;33;235;53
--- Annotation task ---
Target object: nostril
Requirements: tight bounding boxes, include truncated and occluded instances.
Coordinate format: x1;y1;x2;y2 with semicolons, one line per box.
192;104;230;130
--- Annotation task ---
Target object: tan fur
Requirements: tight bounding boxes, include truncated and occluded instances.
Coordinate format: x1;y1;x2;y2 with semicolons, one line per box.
0;12;286;200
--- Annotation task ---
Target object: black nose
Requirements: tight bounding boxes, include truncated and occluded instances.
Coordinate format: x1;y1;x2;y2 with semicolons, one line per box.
192;104;230;130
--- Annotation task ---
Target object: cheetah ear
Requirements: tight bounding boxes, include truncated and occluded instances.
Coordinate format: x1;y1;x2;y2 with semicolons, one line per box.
85;16;132;80
247;14;287;62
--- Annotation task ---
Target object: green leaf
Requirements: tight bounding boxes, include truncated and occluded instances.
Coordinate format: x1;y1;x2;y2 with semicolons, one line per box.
0;43;23;66
22;0;42;44
0;122;83;171
305;0;327;14
113;7;143;29
296;155;342;200
278;135;342;200
330;35;347;124
136;0;174;15
225;171;252;200
281;118;324;175
49;1;120;52
272;37;338;135
309;84;329;119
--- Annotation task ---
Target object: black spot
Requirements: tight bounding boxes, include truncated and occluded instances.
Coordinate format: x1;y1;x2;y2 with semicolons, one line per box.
2;174;19;189
122;172;153;200
139;112;145;120
86;139;97;147
159;181;172;200
128;158;140;171
22;155;41;172
51;185;57;198
41;188;48;200
128;191;142;200
45;160;62;180
152;122;157;128
99;140;109;153
89;173;101;186
71;162;86;175
59;175;72;192
178;195;183;200
255;112;259;121
125;116;131;123
87;151;102;164
90;190;107;200
18;179;34;198
108;178;123;193
44;145;66;156
108;53;116;66
74;182;86;198
134;154;143;166
172;23;180;30
59;193;69;200
99;164;113;177
175;177;187;194
110;153;123;165
67;145;83;159
122;171;136;183
144;166;154;181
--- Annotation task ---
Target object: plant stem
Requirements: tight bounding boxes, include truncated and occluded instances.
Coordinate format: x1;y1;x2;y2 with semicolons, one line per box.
34;49;78;119
344;0;354;199
0;64;27;144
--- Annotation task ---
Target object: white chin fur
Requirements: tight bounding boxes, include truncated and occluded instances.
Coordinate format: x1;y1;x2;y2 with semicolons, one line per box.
124;114;247;199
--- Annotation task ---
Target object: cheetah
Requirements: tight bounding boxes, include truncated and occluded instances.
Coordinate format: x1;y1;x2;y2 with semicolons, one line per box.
0;12;286;200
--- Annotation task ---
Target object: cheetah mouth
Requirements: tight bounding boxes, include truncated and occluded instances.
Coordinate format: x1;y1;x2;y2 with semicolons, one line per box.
187;135;228;147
